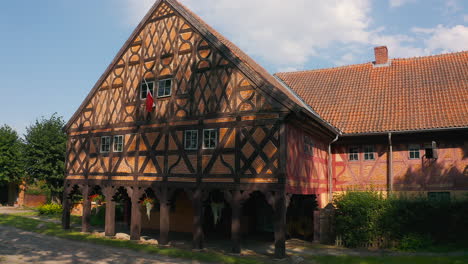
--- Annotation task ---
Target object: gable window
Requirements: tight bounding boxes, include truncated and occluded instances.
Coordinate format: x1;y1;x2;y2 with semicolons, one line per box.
203;129;218;149
348;146;359;161
409;144;420;159
100;136;111;153
363;145;375;160
113;135;124;152
157;79;172;98
304;136;314;156
140;81;155;99
184;130;198;150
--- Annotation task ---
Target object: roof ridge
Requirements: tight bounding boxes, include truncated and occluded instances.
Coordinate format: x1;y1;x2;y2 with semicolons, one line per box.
276;50;468;76
276;62;372;75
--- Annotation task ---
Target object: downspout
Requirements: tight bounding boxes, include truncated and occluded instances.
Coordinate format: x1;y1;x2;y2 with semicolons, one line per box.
388;133;393;193
328;135;339;204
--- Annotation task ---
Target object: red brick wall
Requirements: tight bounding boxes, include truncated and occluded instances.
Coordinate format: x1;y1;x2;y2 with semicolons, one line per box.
23;194;47;207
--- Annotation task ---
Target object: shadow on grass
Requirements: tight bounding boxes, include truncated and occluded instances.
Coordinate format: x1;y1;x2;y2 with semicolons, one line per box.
0;214;264;264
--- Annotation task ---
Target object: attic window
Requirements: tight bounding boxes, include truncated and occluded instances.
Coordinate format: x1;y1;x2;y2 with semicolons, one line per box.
363;145;375;160
140;81;154;99
157;79;172;98
100;136;111;153
113;135;124;152
348;146;359;161
409;144;420;159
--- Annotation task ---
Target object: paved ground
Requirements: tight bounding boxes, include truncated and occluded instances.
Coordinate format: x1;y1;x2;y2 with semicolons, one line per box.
0;225;205;264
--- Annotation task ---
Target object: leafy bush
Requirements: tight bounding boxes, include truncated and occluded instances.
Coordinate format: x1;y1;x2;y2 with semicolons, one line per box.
398;233;433;251
334;191;387;247
25;180;50;196
90;206;105;227
334;191;468;249
37;203;63;215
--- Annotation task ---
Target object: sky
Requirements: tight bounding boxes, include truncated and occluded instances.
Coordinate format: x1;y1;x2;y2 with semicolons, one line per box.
0;0;466;136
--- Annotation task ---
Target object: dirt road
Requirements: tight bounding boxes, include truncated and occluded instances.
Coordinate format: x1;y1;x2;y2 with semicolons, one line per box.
0;225;204;264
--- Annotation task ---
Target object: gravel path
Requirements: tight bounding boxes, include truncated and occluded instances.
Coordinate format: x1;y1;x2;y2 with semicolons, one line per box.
0;225;205;264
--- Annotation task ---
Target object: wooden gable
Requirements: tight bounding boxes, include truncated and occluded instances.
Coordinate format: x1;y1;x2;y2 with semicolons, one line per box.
66;0;288;132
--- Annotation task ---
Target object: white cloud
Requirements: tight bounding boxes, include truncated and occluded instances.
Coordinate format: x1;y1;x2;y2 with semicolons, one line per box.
389;0;414;8
121;0;467;70
124;0;373;69
413;25;468;53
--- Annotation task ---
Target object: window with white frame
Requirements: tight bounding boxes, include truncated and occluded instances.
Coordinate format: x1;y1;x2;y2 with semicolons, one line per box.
304;136;314;156
157;79;172;97
409;144;420;159
363;145;375;160
100;136;111;153
184;130;198;150
113;135;124;152
140;81;154;99
203;129;218;149
349;146;359;161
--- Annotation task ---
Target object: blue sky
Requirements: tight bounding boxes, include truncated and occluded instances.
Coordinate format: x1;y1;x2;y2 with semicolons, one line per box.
0;0;466;136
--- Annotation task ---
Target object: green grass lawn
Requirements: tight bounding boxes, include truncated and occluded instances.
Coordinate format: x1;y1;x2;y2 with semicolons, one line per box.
1;213;467;264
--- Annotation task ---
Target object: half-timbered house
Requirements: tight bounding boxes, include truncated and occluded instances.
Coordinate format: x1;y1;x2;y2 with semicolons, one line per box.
62;0;468;257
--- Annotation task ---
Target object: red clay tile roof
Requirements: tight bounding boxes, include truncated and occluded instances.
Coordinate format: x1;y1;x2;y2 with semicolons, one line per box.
275;51;468;134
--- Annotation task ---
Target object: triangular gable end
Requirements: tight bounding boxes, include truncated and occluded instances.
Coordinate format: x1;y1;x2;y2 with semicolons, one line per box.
64;0;323;132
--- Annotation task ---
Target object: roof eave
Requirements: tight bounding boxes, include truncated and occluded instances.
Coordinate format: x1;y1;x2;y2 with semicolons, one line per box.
341;126;468;136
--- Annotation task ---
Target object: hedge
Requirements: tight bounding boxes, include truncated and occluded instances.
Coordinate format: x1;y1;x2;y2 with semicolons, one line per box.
334;191;468;250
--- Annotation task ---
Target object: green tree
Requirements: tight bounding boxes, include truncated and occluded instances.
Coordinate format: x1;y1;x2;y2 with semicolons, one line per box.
0;125;23;184
23;114;66;202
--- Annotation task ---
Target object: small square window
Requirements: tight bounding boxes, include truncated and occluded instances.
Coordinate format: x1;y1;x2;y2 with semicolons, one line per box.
184;130;198;150
157;79;172;98
140;81;154;99
363;145;375;160
203;129;218;149
349;146;359;161
304;136;314;156
113;135;124;152
409;144;420;159
100;136;110;153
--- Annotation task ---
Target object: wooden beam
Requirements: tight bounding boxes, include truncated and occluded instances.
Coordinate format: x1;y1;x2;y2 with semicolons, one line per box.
104;186;116;237
81;185;91;233
159;187;170;245
61;189;71;230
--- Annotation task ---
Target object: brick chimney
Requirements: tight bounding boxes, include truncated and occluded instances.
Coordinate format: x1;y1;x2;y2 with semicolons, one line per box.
374;46;389;65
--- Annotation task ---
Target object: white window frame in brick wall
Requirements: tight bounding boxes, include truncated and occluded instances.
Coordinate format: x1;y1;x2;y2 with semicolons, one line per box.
157;79;172;98
140;81;155;100
348;146;359;161
113;135;124;152
363;145;375;160
184;130;198;150
203;129;218;149
100;136;111;153
304;135;314;156
408;144;420;159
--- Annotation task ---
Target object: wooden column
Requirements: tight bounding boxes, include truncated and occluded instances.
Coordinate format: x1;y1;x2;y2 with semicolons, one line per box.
159;187;170;245
104;187;116;237
130;191;142;241
81;185;91;233
273;192;287;259
231;192;242;254
61;189;71;230
192;189;204;250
